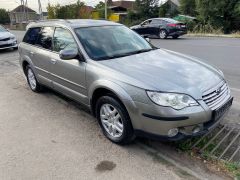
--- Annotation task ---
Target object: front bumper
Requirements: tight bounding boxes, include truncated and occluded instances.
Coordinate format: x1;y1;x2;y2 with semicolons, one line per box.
128;97;233;141
0;40;18;50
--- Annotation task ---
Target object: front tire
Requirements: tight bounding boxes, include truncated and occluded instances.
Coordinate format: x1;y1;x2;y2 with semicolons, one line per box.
96;96;135;144
25;65;43;92
159;30;168;39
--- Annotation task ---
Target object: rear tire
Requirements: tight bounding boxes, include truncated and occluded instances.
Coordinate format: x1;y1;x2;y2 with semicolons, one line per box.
96;96;135;144
159;30;168;39
25;65;43;93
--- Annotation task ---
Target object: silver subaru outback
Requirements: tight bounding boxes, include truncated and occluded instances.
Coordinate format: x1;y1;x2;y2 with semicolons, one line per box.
19;20;233;144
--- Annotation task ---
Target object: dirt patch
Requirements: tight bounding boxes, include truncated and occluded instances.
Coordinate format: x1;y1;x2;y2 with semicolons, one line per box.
95;161;116;172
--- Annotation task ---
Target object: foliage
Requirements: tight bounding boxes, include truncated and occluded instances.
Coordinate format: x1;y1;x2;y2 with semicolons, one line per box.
159;1;179;17
94;1;105;19
47;0;89;19
135;0;160;18
0;8;10;24
196;0;240;34
179;0;197;16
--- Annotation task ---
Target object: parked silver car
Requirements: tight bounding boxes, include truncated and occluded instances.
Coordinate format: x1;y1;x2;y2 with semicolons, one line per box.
0;25;18;50
18;20;233;144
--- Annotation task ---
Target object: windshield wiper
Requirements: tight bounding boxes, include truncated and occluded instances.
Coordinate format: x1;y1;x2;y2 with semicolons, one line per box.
96;48;155;60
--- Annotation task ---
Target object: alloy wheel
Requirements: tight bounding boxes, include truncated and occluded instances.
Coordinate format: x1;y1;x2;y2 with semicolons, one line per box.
27;68;37;90
100;104;124;138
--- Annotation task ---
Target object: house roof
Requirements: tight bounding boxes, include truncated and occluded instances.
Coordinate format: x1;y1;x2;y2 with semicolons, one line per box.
109;1;135;10
169;0;180;6
11;5;36;13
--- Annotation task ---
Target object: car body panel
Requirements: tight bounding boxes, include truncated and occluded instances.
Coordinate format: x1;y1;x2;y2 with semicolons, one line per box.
0;30;18;50
18;20;232;140
131;18;187;38
97;49;223;99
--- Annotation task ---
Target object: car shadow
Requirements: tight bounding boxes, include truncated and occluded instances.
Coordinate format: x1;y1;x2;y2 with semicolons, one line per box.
0;48;18;54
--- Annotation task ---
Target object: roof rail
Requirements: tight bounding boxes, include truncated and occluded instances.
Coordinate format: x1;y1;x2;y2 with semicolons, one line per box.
29;19;71;23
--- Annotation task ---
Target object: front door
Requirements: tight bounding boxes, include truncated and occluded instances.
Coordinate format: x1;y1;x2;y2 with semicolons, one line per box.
50;27;88;105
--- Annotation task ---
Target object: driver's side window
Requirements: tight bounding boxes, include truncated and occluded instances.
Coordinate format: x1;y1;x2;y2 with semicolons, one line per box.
53;27;78;53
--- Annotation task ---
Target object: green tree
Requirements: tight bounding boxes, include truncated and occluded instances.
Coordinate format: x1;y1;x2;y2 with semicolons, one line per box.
135;0;160;18
179;0;196;16
159;3;169;17
196;0;240;33
47;0;85;19
94;1;106;18
47;3;56;19
0;8;10;24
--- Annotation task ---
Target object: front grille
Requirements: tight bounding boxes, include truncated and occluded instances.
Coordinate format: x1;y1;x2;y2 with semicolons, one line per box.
0;37;10;41
0;44;12;48
202;81;230;110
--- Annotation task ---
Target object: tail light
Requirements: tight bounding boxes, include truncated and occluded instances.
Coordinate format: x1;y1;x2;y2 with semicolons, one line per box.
167;23;177;27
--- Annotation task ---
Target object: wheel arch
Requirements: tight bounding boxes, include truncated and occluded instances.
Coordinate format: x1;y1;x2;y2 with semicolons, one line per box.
89;80;137;117
20;55;34;75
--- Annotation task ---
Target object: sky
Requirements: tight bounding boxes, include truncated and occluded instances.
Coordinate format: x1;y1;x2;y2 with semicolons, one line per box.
1;0;135;12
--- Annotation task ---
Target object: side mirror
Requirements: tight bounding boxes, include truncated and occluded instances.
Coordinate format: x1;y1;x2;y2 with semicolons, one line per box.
59;49;78;60
145;38;151;43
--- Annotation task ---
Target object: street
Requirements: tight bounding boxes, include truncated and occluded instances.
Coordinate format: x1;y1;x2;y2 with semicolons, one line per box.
0;31;239;179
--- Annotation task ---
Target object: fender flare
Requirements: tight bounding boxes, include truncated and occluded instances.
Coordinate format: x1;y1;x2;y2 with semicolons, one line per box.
89;79;138;115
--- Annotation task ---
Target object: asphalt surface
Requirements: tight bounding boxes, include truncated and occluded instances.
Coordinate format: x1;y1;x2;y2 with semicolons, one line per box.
0;30;238;179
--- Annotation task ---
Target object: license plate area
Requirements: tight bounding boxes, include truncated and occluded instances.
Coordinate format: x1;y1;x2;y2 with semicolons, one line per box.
212;97;233;121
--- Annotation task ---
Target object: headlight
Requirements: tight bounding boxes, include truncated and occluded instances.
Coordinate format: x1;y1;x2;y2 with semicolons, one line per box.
146;91;199;110
10;36;16;40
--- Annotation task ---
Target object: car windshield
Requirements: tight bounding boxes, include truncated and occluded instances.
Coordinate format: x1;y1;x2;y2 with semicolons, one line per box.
0;26;7;32
75;25;153;60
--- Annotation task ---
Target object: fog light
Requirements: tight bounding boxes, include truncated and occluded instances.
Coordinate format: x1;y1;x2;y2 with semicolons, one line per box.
193;126;201;134
168;128;179;137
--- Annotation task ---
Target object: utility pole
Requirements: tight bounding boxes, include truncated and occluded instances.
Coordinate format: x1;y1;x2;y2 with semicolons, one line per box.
38;0;43;20
105;0;107;20
25;0;28;21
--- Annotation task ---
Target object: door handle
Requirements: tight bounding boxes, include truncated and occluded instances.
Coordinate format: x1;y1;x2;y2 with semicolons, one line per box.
51;58;57;64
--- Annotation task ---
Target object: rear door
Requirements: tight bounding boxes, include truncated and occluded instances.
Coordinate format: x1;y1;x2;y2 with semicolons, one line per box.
22;27;54;87
50;27;88;105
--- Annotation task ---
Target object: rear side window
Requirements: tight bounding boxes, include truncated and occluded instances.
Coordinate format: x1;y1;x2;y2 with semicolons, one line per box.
23;27;41;45
35;27;54;50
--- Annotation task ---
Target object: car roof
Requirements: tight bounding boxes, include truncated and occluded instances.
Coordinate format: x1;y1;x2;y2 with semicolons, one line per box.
150;18;179;22
27;19;120;29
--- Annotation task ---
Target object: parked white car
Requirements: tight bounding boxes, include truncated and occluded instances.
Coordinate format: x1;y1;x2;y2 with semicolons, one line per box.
0;25;18;50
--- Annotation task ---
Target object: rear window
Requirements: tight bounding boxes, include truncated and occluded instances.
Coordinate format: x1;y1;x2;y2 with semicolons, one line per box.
23;27;41;45
163;18;179;24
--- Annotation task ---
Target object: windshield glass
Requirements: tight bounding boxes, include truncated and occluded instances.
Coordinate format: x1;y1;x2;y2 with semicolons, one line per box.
0;26;7;32
75;25;153;60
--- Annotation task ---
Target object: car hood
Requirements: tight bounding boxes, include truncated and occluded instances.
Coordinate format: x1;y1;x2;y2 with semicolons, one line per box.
0;32;15;40
98;49;223;99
